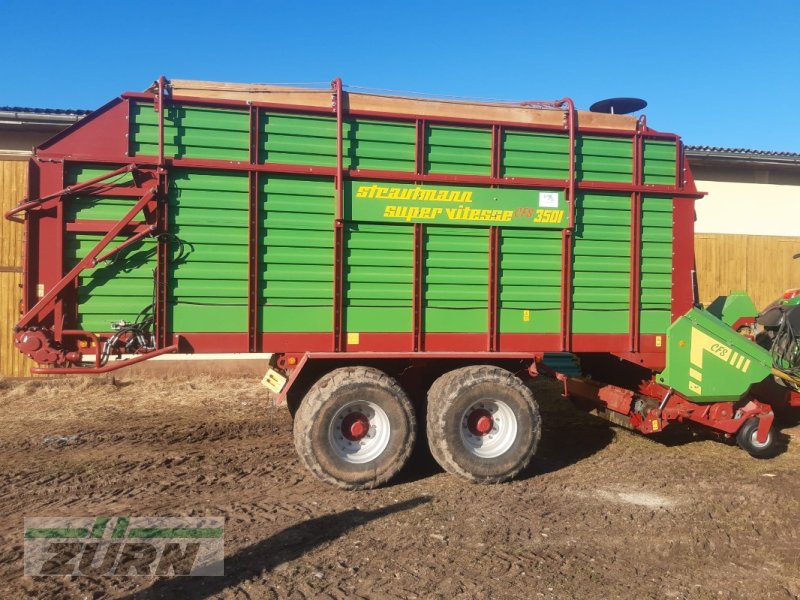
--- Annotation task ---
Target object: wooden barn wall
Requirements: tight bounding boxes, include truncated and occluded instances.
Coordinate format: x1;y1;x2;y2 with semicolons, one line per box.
695;233;800;310
0;159;34;377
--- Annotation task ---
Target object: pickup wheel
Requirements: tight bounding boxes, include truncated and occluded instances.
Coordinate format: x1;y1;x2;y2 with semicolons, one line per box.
736;417;778;458
426;365;541;483
293;366;416;490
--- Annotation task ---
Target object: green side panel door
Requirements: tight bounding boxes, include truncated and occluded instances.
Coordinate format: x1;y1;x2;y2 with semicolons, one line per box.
572;192;631;333
640;195;673;334
345;223;413;332
260;113;337;167
64;164;156;333
260;175;334;333
498;228;562;333
67;164;135;187
577;136;633;182
346;120;416;172
259;113;417;172
425;125;491;176
424;226;488;332
658;308;772;402
501;131;570;180
67;234;156;333
168;169;249;333
643;140;677;185
130;102;249;161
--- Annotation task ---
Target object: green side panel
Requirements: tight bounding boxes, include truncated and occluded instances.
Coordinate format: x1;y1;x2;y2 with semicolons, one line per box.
131;102;249;161
168;170;249;332
260;114;416;172
424;226;488;332
572;192;631;333
498;228;562;333
260;175;334;333
260;112;337;167
346;119;416;172
345;223;413;332
640;195;673;334
65;196;138;222
658;308;773;402
501;131;570;180
65;164;135;186
67;234;156;333
577;136;633;183
426;125;491;176
643;140;677;185
63;174;156;332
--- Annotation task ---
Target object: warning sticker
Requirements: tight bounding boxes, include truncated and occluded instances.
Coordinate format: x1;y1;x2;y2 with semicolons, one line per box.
538;192;559;208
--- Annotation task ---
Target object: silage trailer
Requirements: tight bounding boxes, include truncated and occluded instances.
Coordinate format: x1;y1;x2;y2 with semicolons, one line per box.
7;77;800;489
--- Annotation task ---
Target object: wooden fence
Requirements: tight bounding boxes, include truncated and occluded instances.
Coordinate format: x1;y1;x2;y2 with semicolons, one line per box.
0;159;34;377
695;233;800;310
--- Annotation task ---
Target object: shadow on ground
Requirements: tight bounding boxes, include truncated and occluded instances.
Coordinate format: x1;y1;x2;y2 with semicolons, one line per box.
521;394;616;478
125;496;431;600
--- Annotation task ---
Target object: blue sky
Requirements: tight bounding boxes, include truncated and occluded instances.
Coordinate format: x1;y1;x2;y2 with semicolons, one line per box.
1;0;797;151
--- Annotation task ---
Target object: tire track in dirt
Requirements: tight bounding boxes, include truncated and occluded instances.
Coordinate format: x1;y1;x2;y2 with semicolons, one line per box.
0;377;798;599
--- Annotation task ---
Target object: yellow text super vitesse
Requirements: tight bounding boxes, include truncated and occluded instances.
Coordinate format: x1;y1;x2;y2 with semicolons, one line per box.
355;184;564;225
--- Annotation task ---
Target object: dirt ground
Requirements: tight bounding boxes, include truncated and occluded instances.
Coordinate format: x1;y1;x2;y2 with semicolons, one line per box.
0;373;798;600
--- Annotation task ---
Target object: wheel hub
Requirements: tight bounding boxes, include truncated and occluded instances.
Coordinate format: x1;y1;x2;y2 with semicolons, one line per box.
342;412;370;441
460;399;518;459
328;400;392;464
467;409;494;436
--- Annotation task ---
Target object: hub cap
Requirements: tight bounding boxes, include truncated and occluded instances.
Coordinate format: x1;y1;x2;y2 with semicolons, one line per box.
460;399;517;458
341;413;370;441
329;400;391;464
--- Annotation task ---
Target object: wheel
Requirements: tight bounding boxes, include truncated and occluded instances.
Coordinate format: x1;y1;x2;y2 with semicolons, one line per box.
736;417;778;458
426;365;541;483
293;366;416;490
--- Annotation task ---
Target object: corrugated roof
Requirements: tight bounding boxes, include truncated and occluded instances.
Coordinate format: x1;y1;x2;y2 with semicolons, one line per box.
686;145;800;158
0;106;92;116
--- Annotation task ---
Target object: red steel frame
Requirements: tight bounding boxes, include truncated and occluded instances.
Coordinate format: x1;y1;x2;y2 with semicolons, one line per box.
11;76;702;374
558;99;576;352
248;104;261;353
628;116;645;353
333;78;346;353
553;368;779;444
487;226;500;352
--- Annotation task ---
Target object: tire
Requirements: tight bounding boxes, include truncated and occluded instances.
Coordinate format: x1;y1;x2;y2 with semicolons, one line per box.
426;365;541;483
293;366;416;490
736;417;778;458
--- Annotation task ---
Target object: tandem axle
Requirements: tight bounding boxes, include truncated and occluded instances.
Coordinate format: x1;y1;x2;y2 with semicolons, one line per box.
262;306;800;489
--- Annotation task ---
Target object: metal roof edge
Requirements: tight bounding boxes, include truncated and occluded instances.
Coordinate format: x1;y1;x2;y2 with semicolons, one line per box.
686;145;800;167
0;108;90;126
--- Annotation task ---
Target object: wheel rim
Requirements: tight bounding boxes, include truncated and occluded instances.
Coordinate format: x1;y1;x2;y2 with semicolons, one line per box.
328;400;391;464
749;428;772;449
460;398;517;458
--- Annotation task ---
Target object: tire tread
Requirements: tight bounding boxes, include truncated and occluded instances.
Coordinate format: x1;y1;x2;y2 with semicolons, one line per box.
293;366;416;490
426;365;540;484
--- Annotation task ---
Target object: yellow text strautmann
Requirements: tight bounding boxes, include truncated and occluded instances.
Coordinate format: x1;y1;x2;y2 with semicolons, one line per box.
356;184;473;203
